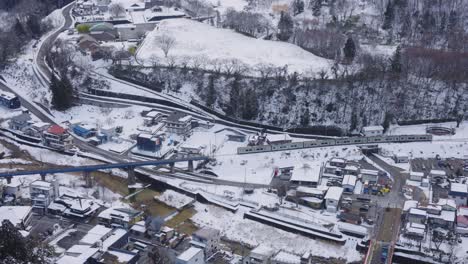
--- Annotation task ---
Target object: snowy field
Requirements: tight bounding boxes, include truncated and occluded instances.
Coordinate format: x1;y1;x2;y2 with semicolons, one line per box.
138;18;332;75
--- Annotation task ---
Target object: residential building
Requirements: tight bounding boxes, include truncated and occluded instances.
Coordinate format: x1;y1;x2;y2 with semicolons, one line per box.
78;34;100;52
29;179;59;211
0;206;33;229
404;222;425;238
361;125;384;136
393;153;409;163
449;183;468;206
456;207;468;235
430;169;446;184
407;208;427;225
190;227;221;256
342;174;357;193
136;133;162;152
24;122;50;138
324;187;344;213
4;181;22;199
360;169;379;184
8;112;32;132
244;245;275;264
427;210;455;228
43;125;73;150
289;167;320;187
271;250;301;264
180;144;202;155
165;112;192;136
329;158;346;168
98;207;143;229
176;246;205;264
409;171;424;182
343;164;359;175
89;22;117;42
72;123;96;138
48;193;101;218
143;110;163;126
436;198;457;211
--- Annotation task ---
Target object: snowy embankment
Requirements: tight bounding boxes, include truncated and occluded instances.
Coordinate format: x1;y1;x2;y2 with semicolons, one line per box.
154;190;194;209
138;18;332;75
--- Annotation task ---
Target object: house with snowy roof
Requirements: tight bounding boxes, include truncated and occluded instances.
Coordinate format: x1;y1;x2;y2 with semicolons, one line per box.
449;183;468;206
190;227;221;256
43;124;73;150
98;207;143;229
244;245;275;264
0;206;33;230
165;111;192;136
324;186;344;213
176;246;205;264
8;112;32;132
361;125;384;136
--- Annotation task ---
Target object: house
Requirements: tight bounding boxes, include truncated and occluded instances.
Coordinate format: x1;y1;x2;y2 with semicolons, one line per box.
48;193;101;218
29;179;59;212
55;245;99;264
43;124;73;150
180;144;202;155
289;167;320;187
72;123;96;138
362;125;384;136
343;164;359;175
4;181;23;199
0;206;33;229
176;246;205;264
24;122;50;138
143;110;163;126
98;207;143;229
90;29;117;42
449;183;468;206
404;222;425;238
215;128;246;142
271;250;301;264
165;112;192;136
342;174;357;193
430;169;446;183
244;245;275;264
436;198;457;211
324;187;344;213
456;207;468;235
427;210;455;228
329;158;347;168
394;153;409;163
295;186;326;198
78;34;100;52
360;169;379;184
130;220;146;236
100;125;117;142
298;196;323;209
407;208;427;225
409;171;424;182
136;133;163;152
266;134;292;145
9;112;32;131
190;227;220;256
421;178;430;187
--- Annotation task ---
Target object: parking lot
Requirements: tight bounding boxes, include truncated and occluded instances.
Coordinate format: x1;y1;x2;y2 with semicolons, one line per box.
410;157;468;202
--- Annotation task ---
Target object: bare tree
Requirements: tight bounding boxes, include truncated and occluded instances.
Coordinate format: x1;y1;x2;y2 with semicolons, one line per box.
155;34;176;58
109;3;126;18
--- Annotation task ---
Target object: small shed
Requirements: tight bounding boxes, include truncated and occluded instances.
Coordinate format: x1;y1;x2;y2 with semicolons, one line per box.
342;175;357;193
409;171;424;182
394;153;409;163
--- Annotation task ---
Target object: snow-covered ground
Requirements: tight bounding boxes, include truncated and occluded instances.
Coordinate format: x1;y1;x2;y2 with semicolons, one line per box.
204;0;248;13
138;18;332;75
191;202;362;262
154;189;194;209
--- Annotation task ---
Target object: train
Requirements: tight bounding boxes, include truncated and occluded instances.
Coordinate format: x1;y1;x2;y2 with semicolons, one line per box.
237;134;433;154
0;91;21;109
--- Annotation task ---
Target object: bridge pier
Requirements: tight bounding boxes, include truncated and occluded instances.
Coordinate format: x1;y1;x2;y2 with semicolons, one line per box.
6;176;12;184
169;163;175;173
128;166;136;186
40;173;46;181
188;160;194;172
83;171;93;188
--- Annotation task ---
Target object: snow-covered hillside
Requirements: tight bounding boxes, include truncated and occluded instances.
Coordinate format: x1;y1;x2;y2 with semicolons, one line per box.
138;18;332;74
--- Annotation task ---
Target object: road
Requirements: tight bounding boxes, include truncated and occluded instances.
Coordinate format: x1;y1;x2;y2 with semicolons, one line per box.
366;154;405;264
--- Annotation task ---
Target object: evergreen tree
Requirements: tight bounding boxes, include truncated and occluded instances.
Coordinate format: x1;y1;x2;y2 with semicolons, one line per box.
27;15;42;37
277;11;294;41
447;10;458;33
50;74;74;111
382;1;394;30
312;0;322;16
390;45;402;74
205;75;216;108
0;220;54;263
343;37;356;62
300;107;310;127
349;110;358;132
241;89;258;120
14;19;26;40
228;77;241;117
382;112;393;132
292;0;304;16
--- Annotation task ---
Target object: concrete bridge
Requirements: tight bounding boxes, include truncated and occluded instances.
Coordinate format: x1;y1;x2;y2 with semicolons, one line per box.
0;156;209;186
